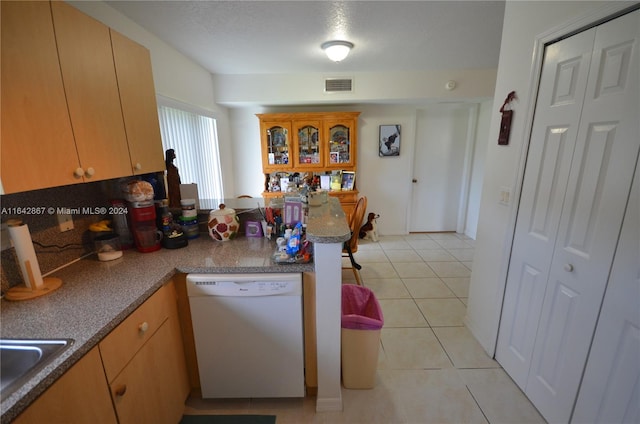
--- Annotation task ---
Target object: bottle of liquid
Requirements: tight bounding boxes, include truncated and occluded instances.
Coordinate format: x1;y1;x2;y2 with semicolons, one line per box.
159;201;173;233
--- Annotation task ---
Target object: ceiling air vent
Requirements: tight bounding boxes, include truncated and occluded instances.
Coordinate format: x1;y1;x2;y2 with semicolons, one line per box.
324;77;353;93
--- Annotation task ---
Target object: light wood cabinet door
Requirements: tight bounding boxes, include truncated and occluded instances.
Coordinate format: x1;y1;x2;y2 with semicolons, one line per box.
260;120;293;172
292;120;324;170
109;317;190;424
302;272;317;394
13;347;117;424
258;112;359;174
0;1;81;194
51;1;132;182
110;30;165;175
324;118;357;169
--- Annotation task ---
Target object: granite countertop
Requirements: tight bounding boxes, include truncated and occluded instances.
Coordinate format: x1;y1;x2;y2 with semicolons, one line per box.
0;198;349;423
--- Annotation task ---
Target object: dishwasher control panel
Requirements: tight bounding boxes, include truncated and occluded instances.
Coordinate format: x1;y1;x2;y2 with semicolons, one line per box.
186;273;302;297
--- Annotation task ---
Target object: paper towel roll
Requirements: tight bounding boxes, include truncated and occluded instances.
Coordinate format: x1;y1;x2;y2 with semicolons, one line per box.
7;221;44;290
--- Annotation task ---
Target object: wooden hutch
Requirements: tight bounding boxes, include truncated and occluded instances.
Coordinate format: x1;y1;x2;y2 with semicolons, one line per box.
258;111;360;221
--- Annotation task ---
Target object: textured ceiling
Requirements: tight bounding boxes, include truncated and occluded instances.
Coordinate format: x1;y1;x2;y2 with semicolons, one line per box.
105;1;506;75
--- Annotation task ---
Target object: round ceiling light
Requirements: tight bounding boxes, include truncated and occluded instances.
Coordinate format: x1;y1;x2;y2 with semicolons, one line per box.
321;40;354;62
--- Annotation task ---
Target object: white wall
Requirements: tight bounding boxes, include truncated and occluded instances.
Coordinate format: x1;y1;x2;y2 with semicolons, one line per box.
465;100;492;239
465;1;632;356
357;105;417;235
214;69;497;106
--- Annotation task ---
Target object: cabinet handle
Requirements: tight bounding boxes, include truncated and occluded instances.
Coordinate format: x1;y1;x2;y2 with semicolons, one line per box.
138;321;149;334
73;168;84;179
115;385;127;397
134;163;142;171
84;167;95;178
564;263;574;272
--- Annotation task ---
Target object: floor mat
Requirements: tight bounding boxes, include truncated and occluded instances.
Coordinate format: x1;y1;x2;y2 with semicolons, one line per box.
180;415;276;424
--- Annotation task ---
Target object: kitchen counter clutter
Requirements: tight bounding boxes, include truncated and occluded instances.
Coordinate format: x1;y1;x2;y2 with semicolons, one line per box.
0;198;348;423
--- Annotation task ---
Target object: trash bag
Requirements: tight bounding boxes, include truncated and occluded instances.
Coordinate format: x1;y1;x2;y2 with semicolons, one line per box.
341;284;384;330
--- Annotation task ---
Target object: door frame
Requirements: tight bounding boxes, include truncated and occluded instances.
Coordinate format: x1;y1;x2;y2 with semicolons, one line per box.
492;2;640;357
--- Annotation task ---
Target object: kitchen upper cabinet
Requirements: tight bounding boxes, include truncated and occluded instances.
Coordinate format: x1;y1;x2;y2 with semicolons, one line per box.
50;1;132;182
13;347;117;424
1;1;165;194
110;30;165;175
258;112;360;172
0;1;81;194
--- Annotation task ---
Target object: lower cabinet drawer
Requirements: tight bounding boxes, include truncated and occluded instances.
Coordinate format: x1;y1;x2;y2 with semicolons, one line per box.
99;283;172;382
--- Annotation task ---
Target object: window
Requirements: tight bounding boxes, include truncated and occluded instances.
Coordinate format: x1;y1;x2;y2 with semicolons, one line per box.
157;102;224;201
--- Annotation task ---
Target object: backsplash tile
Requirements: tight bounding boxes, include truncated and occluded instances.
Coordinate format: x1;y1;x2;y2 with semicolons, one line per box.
1;180;117;292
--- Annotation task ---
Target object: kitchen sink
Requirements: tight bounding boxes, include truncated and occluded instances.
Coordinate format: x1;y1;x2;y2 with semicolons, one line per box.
0;339;72;401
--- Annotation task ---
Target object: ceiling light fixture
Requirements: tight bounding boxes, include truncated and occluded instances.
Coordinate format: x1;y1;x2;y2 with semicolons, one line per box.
321;40;354;62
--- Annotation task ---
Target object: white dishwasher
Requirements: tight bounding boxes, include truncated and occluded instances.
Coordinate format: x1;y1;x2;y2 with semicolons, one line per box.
186;273;304;398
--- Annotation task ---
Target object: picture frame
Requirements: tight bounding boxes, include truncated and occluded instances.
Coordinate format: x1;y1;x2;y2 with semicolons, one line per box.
341;171;355;191
329;151;339;164
330;170;342;191
379;124;401;157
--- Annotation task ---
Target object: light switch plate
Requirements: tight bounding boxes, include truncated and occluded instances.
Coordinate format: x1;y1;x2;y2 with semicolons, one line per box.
499;186;511;206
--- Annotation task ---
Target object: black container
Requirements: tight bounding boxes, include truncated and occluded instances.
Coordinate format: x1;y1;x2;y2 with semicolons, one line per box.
162;231;188;249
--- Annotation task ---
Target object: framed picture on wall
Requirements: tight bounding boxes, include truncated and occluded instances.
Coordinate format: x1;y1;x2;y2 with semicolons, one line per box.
379;125;401;157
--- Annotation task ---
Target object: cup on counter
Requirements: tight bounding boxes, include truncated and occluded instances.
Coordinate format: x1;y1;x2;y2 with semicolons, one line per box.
245;220;263;238
265;224;274;240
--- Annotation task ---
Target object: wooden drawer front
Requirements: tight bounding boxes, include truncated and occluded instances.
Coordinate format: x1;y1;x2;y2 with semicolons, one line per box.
99;284;173;382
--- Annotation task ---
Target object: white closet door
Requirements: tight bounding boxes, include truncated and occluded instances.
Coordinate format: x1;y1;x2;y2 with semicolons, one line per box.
497;9;639;424
572;159;639;423
496;28;595;388
526;11;639;423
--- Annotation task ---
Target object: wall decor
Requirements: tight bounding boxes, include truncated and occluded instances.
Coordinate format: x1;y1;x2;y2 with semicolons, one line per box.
379;125;401;156
498;91;516;145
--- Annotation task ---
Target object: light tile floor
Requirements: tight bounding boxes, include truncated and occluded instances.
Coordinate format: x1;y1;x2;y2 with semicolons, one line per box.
184;233;546;423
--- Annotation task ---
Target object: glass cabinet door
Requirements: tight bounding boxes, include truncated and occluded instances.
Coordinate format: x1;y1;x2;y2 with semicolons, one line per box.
324;119;355;168
261;122;292;171
293;120;324;169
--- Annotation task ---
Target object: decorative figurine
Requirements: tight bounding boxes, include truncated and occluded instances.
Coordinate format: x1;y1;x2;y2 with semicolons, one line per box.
165;149;182;208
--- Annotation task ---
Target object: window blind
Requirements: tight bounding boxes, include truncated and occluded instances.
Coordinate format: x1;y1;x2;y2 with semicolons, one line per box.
157;105;224;201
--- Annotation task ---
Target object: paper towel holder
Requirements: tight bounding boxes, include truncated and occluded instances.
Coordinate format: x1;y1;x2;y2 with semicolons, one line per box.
5;219;62;301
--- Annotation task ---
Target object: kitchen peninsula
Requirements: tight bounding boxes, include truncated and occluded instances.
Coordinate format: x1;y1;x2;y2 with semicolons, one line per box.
0;198;350;423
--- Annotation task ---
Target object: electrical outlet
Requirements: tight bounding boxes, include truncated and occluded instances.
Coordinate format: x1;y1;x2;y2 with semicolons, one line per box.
57;213;74;232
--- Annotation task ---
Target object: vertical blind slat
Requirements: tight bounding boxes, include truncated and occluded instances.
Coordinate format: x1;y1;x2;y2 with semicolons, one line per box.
157;105;224;201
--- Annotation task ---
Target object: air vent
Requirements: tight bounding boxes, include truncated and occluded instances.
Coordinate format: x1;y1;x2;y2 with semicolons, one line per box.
324;78;353;93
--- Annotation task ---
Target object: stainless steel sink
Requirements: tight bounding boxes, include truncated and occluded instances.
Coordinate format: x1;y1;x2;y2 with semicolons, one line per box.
0;339;72;401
